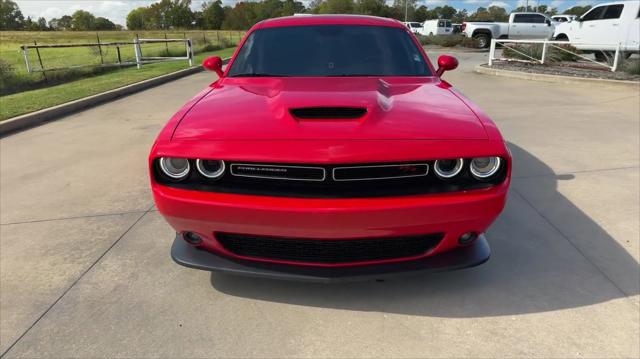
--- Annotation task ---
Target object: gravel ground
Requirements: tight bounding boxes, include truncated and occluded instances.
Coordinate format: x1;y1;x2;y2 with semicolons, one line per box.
488;60;640;81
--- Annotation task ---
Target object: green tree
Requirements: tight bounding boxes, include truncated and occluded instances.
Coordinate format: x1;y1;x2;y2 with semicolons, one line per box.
23;16;35;30
95;17;116;30
356;0;387;17
222;2;258;29
487;5;508;21
414;5;428;22
71;10;96;30
0;0;24;30
36;17;48;30
49;15;72;30
281;0;305;16
469;6;507;22
255;0;285;21
147;0;194;29
392;0;416;21
431;5;456;19
452;9;468;23
563;5;592;16
309;0;323;13
202;0;225;29
317;0;355;14
127;7;149;30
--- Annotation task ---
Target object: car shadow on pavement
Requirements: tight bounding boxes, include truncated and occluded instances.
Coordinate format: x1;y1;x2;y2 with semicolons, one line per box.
209;143;639;318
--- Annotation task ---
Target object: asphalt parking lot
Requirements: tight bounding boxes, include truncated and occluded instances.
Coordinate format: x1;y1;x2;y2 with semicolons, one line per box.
1;51;638;358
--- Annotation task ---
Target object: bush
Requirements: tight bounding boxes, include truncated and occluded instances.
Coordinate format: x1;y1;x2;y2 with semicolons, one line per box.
502;43;581;63
623;58;640;75
418;35;479;48
0;59;19;95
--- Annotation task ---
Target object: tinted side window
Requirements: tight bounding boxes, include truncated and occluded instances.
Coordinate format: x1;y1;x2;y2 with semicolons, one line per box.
513;14;546;23
534;14;547;23
513;14;527;23
582;6;606;21
602;4;624;19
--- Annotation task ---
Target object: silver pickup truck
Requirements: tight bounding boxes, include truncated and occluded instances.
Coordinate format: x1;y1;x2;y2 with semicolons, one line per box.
462;12;556;48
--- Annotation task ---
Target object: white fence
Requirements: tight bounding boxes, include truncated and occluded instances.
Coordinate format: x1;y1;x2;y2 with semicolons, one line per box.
21;38;193;74
488;39;623;72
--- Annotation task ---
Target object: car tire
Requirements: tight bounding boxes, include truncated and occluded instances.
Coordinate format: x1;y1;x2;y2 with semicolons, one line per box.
555;34;569;41
473;33;490;48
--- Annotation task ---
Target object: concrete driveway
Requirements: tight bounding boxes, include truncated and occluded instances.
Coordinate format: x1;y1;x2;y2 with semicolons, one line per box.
1;51;638;358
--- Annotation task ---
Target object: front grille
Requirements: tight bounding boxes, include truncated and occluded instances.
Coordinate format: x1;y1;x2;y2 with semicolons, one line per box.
155;159;508;198
216;232;444;264
333;163;429;181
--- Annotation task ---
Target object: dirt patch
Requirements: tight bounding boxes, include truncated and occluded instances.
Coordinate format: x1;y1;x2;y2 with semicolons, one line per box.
488;61;640;82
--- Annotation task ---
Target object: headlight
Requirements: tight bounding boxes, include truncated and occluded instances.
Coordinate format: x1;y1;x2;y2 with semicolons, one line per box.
159;157;190;179
434;158;464;178
470;157;501;179
196;159;225;179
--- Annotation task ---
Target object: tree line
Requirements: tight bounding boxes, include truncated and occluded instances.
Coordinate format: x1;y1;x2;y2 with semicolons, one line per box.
1;0;594;32
0;0;119;31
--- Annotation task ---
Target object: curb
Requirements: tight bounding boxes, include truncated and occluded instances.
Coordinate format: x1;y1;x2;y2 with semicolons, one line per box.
0;58;230;137
474;64;640;89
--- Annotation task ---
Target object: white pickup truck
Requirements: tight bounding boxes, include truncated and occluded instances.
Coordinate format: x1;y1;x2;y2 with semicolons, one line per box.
462;12;556;48
553;1;639;56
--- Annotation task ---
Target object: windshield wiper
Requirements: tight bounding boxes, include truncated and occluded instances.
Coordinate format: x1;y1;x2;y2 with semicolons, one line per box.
231;73;287;77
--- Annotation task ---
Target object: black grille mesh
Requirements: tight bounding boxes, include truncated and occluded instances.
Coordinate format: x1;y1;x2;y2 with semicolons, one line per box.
216;232;444;264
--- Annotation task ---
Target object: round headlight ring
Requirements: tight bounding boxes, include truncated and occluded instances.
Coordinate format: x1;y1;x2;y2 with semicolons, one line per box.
470;157;501;179
196;159;226;179
434;158;464;179
159;157;190;179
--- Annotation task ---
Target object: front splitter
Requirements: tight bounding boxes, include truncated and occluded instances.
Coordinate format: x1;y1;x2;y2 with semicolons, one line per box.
171;234;490;283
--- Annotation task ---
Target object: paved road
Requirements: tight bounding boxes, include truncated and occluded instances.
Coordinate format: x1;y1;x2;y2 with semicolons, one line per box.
1;51;638;358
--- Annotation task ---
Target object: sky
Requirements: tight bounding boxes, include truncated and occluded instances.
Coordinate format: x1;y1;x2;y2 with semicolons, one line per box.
15;0;603;26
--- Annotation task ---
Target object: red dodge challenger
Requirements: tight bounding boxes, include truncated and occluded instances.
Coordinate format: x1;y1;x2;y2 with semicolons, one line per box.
149;15;511;282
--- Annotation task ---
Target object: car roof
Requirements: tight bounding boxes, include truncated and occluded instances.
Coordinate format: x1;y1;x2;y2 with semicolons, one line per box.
255;15;405;30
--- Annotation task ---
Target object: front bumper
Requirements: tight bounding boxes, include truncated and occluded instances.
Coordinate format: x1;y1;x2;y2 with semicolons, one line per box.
171;232;490;282
154;181;508;267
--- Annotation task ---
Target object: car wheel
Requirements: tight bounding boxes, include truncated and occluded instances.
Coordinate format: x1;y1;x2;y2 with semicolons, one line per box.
555;34;569;41
473;33;490;48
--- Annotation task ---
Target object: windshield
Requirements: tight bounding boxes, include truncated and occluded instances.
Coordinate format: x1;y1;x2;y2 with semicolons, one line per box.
227;25;431;77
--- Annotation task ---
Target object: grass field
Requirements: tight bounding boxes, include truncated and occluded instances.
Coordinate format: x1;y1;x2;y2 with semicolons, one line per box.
0;30;245;121
0;30;246;95
0;47;236;121
0;30;244;120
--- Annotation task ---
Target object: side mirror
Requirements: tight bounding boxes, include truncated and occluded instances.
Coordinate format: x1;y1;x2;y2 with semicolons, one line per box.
203;56;223;77
436;55;458;77
545;19;551;26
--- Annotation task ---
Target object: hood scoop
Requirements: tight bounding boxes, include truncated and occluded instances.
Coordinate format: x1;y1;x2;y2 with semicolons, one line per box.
290;107;367;120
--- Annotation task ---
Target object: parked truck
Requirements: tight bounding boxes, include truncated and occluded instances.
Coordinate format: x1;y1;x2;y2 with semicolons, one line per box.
553;1;639;59
461;12;556;48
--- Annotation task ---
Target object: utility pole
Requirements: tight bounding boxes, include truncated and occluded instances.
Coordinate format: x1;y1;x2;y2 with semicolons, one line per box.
405;0;408;22
526;0;529;11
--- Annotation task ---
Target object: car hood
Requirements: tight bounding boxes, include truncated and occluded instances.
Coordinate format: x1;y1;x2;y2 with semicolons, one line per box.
172;77;487;141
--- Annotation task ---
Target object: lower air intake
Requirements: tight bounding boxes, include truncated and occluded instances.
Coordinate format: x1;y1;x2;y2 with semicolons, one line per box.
216;232;444;264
